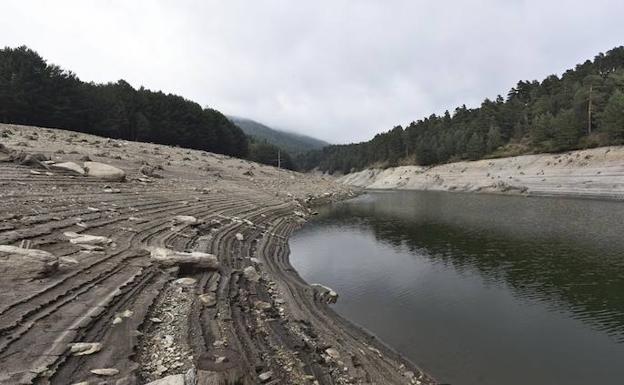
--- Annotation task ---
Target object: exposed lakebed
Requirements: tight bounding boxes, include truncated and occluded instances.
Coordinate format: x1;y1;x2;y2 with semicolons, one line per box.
289;190;624;385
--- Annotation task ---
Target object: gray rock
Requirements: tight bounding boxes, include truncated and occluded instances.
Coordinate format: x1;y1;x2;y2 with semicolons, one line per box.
83;161;126;181
51;161;85;175
148;247;219;270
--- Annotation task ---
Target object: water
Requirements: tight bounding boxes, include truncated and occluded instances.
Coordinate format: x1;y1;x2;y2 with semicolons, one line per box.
289;191;624;385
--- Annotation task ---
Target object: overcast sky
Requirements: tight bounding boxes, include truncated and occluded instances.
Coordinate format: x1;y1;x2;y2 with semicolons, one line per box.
1;1;624;143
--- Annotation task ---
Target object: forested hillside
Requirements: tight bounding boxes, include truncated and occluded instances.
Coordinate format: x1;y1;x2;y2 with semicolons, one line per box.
299;46;624;174
229;116;328;154
0;46;248;157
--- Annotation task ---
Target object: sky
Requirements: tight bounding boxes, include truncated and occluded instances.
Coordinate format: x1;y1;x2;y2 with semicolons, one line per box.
1;1;624;144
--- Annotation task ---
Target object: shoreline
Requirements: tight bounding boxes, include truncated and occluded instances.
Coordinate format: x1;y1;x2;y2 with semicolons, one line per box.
0;124;434;385
338;145;624;201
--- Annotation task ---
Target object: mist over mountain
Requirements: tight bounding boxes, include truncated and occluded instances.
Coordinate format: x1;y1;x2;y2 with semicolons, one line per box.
228;116;328;155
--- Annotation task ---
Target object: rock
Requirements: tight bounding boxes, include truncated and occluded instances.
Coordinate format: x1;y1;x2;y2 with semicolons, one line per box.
64;231;112;246
254;301;272;311
174;277;197;286
243;266;260;282
0;245;75;278
325;348;341;360
143;374;185;385
258;371;273;382
148;247;219;270
140;165;163;178
173;215;198;225
235;233;244;241
311;283;339;304
69;342;102;356
51;162;85;175
198;293;217;307
90;368;119;376
83;161;126;181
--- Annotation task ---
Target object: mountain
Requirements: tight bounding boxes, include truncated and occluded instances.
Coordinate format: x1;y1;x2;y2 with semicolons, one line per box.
298;46;624;174
228;116;328;155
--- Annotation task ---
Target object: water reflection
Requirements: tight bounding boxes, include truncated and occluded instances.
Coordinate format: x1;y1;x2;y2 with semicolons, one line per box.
290;191;624;385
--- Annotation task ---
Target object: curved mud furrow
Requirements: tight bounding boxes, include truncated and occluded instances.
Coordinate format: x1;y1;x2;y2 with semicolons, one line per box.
0;124;435;385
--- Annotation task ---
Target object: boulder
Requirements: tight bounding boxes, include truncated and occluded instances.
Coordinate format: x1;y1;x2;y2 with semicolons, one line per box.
173;215;199;225
311;283;339;304
0;245;77;279
83;161;126;181
51;162;85;176
243;266;260;282
148;247;219;270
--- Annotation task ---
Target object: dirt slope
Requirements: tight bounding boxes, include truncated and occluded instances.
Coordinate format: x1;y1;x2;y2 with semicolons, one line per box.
339;146;624;199
0;124;434;385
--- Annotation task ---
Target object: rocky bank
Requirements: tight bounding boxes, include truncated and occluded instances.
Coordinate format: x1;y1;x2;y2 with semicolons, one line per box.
339;146;624;200
0;124;434;385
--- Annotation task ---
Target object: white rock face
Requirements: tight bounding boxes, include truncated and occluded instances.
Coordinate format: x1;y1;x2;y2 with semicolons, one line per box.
83;161;126;181
51;162;85;175
338;146;624;199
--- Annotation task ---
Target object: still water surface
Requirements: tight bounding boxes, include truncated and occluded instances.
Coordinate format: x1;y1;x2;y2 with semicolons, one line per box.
289;191;624;385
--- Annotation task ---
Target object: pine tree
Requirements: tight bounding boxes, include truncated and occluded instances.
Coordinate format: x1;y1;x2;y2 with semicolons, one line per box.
599;89;624;142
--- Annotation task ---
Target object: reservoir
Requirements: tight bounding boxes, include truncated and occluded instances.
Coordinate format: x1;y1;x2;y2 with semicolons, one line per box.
289;191;624;385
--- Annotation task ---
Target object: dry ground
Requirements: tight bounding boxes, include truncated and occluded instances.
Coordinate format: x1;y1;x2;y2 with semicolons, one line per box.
0;124;434;385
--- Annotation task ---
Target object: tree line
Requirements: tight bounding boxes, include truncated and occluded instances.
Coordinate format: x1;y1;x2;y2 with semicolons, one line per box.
0;46;249;158
297;46;624;174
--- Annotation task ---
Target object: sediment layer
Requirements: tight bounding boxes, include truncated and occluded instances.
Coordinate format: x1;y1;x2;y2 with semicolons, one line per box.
0;124;434;385
339;146;624;200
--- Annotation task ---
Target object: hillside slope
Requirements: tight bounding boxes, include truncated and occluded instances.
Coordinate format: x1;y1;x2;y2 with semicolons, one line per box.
229;116;328;154
0;123;434;385
339;146;624;200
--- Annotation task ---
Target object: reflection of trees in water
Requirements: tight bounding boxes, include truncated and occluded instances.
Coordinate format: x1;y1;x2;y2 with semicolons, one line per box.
316;200;624;342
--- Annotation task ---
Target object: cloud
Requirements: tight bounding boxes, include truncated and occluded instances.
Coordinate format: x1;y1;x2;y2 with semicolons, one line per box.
1;0;624;143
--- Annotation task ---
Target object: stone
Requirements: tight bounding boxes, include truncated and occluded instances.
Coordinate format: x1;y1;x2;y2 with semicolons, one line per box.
311;283;339;304
69;342;102;356
235;233;244;241
0;245;76;279
254;301;272;311
174;277;197;286
51;162;85;175
90;368;119;376
198;293;217;307
64;231;112;246
258;371;273;382
243;266;260;282
143;374;185;385
148;247;219;270
325;348;341;360
83;161;126;181
173;215;198;225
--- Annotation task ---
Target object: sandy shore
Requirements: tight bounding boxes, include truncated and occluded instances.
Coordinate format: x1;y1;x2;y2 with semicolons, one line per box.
339;146;624;200
0;124;434;385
